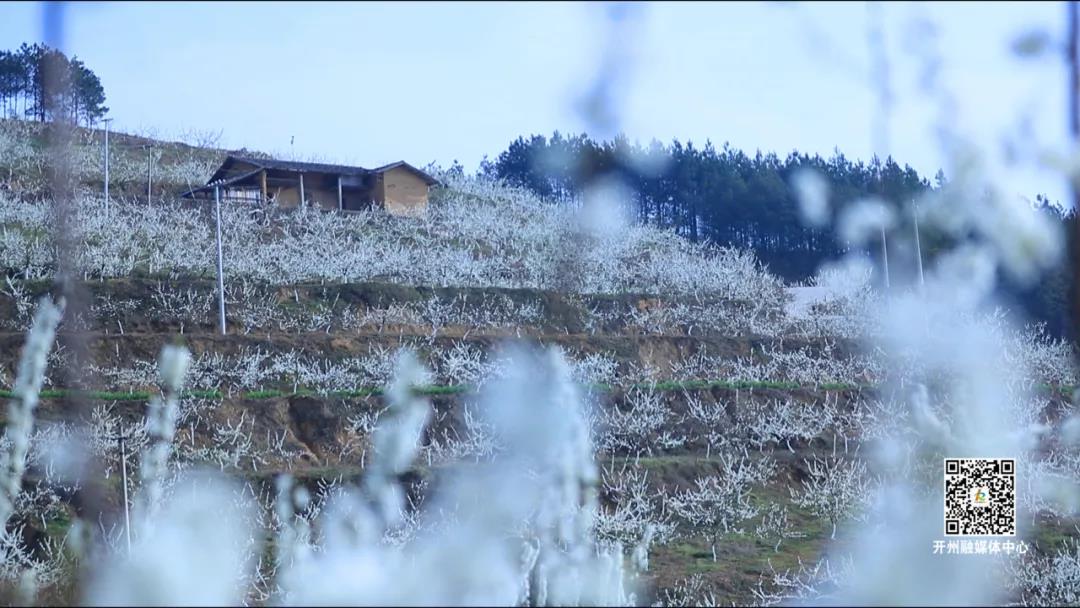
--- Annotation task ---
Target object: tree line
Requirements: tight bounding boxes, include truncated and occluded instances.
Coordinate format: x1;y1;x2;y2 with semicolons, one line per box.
480;132;938;281
480;132;1074;338
0;43;108;127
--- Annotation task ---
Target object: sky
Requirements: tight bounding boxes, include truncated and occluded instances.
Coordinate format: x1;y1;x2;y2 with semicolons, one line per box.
0;1;1073;205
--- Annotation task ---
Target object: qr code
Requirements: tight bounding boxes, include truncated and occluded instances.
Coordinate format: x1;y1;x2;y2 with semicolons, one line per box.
944;458;1015;536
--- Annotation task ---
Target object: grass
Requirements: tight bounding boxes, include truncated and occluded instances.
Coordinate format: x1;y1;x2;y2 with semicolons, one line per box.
42;509;73;540
1036;383;1077;397
1026;512;1080;555
12;388;153;401
242;389;289;399
646;474;843;603
0;388;222;401
651;490;834;604
6;380;1070;403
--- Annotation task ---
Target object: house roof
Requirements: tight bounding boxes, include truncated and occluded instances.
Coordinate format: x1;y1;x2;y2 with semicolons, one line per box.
228;156;371;177
370;161;441;186
203;155;440;187
180;166;266;198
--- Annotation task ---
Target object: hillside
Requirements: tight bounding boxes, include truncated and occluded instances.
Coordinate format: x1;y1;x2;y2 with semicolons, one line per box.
0;120;1077;605
0;117;237;200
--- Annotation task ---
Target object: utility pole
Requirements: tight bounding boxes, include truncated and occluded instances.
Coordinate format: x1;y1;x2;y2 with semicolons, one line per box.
118;430;132;554
867;1;892;293
215;186;226;335
146;143;153;202
912;200;925;291
880;225;890;290
102;117;112;215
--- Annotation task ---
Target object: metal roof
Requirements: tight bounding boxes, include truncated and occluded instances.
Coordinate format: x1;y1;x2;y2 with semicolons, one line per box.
203;155;441;186
227;155;371;177
369;161;441;185
179;166;265;198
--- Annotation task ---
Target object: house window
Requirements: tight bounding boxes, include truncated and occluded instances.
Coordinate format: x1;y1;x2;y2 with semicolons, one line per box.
223;188;261;204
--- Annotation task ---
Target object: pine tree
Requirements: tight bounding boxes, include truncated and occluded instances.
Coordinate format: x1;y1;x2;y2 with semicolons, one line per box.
0;43;108;126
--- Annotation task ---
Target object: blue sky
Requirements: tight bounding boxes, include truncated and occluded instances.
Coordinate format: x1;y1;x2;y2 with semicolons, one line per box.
0;1;1072;204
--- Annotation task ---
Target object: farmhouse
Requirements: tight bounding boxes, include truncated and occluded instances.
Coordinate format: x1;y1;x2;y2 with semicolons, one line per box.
182;155;440;216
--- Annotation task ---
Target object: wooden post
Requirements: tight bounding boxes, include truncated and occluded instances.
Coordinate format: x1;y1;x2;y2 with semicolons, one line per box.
337;175;343;211
912;201;924;292
299;173;305;205
880;225;890;290
119;432;131;555
215;186;226;335
260;170;268;204
103;118;111;215
146;144;153;202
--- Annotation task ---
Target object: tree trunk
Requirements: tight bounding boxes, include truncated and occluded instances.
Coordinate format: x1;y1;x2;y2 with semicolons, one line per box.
690;199;699;243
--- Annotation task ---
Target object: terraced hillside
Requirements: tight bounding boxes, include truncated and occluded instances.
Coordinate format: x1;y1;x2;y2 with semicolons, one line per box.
0;271;1076;605
2;122;1080;605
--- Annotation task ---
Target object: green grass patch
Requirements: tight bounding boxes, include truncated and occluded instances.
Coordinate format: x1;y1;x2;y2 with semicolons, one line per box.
5;388;154;401
1036;383;1076;396
1;387;222;401
655;379;805;391
242;389;288;399
2;378;877;403
817;382;858;390
650;379;711;391
667;540;723;567
43;509;73;540
415;384;469;396
1028;514;1080;555
331;387;383;398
